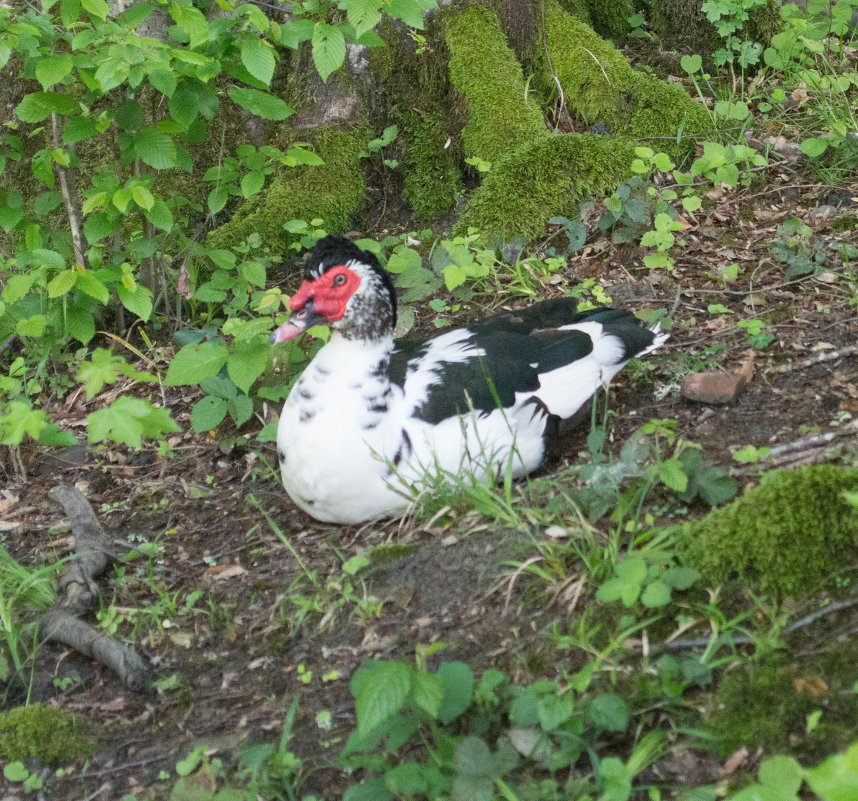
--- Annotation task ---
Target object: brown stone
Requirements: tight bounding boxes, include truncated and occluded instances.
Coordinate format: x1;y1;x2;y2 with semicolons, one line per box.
681;372;746;404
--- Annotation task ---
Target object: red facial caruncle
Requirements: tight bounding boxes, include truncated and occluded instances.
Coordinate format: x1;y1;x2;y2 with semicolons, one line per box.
289;266;361;321
269;265;361;344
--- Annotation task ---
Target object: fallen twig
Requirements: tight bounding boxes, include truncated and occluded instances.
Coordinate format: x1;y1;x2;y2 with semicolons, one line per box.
766;345;858;374
45;485;153;691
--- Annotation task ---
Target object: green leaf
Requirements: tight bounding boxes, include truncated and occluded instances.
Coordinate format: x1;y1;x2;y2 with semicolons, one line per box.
348;0;382;38
388;0;425;28
664;566;700;591
227;341;269;394
115;98;143;130
227;87;294;121
134;127;176;170
15;314;48;338
355;661;412;735
164;342;229;385
238;260;266;287
280;18;315;48
589;693;629;732
81;0;109;20
240;170;265;197
32;248;66;270
241;37;275;85
387;247;422;273
47;269;77;298
312;22;346;83
16;91;77;123
659;458;689;492
62;116;96;144
191;395;228;432
3;273;35;303
208;185;228;216
145;199;173;232
169;83;200;129
149;69;178;97
758;755;804;795
680;54;702;74
84;211;118;242
444;263;468;291
641;580;671;608
343;778;393;801
0;402;50;446
87;396;178;448
800;137;828;158
437;661;474;724
78;348;122;398
36;54;74;89
412;672;444;718
131;185;155;211
455;736;493;776
172;3;209;47
67;302;95;343
384;763;428;796
117;284;153;321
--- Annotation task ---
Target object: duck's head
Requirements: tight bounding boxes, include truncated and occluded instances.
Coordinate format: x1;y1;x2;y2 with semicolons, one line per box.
269;236;397;344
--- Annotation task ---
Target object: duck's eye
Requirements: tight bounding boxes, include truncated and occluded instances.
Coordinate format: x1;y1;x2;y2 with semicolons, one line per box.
333;273;347;287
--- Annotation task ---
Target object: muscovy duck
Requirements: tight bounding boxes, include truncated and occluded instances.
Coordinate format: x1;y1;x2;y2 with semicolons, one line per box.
270;236;667;524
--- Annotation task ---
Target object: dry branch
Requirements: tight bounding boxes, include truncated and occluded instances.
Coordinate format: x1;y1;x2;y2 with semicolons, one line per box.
46;485;152;691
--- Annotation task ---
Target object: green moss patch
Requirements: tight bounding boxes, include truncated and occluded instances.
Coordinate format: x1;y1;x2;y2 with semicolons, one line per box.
677;464;858;599
0;703;98;765
455;132;635;243
586;0;633;40
541;0;712;160
206;125;369;255
446;5;547;162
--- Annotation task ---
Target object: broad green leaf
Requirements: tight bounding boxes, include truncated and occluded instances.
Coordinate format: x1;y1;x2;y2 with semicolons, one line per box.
680;54;702;74
0;402;51;446
81;0;109;20
78;348;122;397
412;672;443;718
228;393;253;426
208;185;228;216
343;778;393;801
280;18;315;48
149;69;177;97
241;37;275;85
3;273;35;303
238;260;266;287
437;662;474;724
170;83;200;129
312;22;346;83
348;0;382;38
800;137;828;158
355;661;412;735
240;170;264;197
455;737;492;777
134;127;176;170
117;283;153;321
659;458;689;492
641;580;671;608
47;269;77;298
16;91;77;123
87;396;178;448
387;247;422;273
172;3;209;47
32;248;66;270
131;185;155;211
17;314;48;338
164;342;229;385
36;54;74;89
145;199;173;232
227;341;269;393
112;187;132;213
115;98;143;131
388;0;425;28
67;302;95;343
62;116;96;143
227;87;294;121
191;395;228;432
758;756;804;795
589;693;629;732
384;763;427;796
84;211;118;242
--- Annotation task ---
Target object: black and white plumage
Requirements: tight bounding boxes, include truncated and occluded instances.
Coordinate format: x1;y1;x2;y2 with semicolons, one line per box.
270;236;667;524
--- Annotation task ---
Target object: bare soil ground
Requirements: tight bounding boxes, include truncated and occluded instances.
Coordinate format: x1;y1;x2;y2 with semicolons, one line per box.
1;177;857;800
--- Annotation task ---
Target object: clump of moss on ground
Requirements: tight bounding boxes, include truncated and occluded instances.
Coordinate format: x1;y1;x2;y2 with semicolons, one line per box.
446;5;547;162
586;0;633;39
402;108;461;222
0;703;98;765
541;0;712;160
676;464;858;599
206;125;370;254
455;133;635;242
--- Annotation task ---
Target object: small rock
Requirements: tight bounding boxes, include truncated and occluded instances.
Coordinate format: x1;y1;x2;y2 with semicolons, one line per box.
681;372;746;404
544;525;569;540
